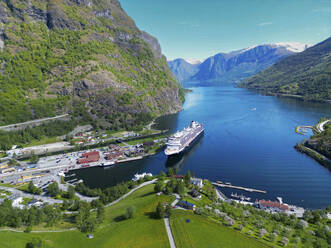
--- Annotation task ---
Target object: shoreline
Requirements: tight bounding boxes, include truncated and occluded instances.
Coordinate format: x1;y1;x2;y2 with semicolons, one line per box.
295;143;331;170
240;87;331;104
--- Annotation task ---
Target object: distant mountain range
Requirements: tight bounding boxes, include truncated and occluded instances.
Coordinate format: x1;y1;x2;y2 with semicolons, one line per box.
239;37;331;102
168;43;310;84
168;59;200;83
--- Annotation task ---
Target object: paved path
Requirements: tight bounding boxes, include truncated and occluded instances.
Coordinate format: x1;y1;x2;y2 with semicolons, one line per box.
164;218;176;248
317;119;330;133
57;180;98;203
0;228;76;233
215;189;226;201
171;193;181;207
0;186;62;204
105;179;157;207
0;114;69;131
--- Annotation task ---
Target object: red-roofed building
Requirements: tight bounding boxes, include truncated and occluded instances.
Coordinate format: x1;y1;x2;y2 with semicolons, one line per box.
258;200;289;211
77;151;100;164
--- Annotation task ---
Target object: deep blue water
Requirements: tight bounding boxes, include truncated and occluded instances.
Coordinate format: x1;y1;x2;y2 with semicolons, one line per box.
72;84;331;209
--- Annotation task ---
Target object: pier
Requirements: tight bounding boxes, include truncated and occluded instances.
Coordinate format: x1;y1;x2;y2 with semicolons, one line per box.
295;125;314;135
212;182;267;194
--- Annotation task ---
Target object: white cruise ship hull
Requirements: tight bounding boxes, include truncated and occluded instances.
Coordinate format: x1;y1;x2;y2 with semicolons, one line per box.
165;127;204;156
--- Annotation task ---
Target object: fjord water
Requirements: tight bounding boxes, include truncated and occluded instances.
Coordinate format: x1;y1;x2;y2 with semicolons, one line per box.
74;84;331;209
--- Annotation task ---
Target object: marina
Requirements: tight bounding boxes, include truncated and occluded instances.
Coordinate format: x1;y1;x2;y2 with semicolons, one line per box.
230;192;251;201
212;181;267;194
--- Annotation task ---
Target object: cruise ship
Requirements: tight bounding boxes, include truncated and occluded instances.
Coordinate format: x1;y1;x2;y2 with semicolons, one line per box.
165;121;204;156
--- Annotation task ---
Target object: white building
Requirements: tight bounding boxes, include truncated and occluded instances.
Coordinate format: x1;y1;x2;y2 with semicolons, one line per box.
132;172;152;181
12;196;24;209
190;178;203;188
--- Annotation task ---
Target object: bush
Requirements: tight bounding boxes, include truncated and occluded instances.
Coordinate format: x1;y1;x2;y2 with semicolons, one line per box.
154;181;163;193
125;206;135;219
29;155;39;164
156;202;165;219
25;238;42;248
24;225;32;233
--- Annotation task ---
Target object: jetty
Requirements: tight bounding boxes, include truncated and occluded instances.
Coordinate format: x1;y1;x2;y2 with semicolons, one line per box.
212;182;267;194
295;125;313;135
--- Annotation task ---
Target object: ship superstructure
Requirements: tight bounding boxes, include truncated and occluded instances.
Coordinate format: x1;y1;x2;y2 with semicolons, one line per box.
165;121;204;156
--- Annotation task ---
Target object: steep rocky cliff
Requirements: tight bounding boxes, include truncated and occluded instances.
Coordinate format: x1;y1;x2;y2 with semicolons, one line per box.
0;0;184;129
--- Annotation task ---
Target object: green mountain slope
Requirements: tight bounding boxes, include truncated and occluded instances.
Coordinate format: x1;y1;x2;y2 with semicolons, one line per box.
239;37;331;102
0;0;184;129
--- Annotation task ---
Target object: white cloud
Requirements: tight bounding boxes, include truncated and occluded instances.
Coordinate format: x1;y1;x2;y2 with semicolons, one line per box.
258;22;273;27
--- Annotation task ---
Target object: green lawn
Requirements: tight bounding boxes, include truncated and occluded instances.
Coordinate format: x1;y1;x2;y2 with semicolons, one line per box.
0;184;173;248
24;136;59;148
170;210;271;248
0;183;17;188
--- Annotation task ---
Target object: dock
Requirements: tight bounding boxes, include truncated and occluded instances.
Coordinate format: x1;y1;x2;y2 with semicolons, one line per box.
212;182;267;194
295;125;313;135
117;156;144;163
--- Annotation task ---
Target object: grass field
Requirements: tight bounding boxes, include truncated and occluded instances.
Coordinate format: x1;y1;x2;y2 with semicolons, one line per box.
24;136;59;148
170;210;271;248
0;184;173;248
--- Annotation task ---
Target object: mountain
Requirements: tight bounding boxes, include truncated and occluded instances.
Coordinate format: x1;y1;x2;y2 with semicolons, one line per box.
169;43;309;84
239;37;331;102
168;58;200;83
0;0;184;129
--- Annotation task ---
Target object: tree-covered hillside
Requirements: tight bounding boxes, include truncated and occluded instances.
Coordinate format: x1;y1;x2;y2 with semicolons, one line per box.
239;37;331;102
306;122;331;160
0;0;184;129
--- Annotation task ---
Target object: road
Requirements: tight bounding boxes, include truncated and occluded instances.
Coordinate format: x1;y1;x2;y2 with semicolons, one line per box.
215;189;226;201
0;114;69;130
163;193;182;248
57;178;99;203
164;218;176;248
317;119;330;133
0;186;62;204
171;193;181;207
105;179;157;207
0;163;75;179
0;228;76;233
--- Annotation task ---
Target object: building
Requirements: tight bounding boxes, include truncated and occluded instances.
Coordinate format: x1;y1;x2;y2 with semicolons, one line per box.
0;167;16;174
143;141;155;147
132;173;152;181
190;178;203;188
109;144;121;151
177;200;196;210
105;150;123;160
0;162;8;169
77;151;100;164
256;200;290;212
123;131;138;138
189;189;201;198
27;199;43;208
11;196;24;209
173;175;184;179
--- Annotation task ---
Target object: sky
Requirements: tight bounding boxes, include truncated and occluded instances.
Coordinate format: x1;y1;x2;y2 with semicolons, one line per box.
120;0;331;60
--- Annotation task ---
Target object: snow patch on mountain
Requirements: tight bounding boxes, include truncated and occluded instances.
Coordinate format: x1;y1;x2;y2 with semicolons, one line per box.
273;42;312;53
184;59;203;65
239;42;311;54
